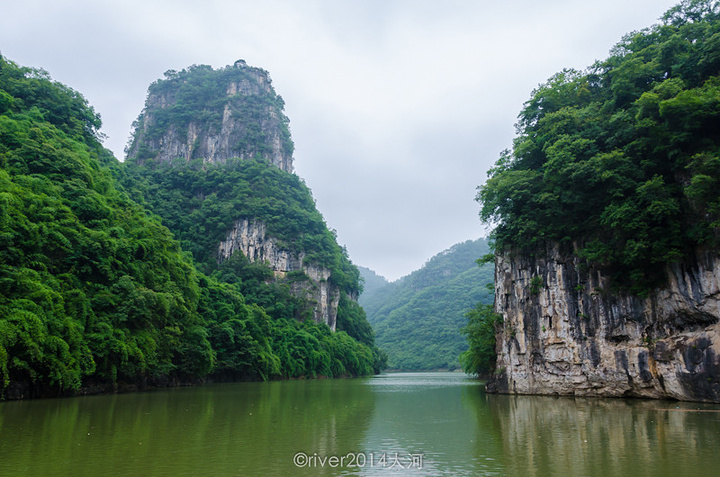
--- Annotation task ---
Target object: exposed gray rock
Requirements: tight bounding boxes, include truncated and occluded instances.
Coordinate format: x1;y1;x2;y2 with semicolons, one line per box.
218;218;340;330
487;243;720;402
126;62;293;173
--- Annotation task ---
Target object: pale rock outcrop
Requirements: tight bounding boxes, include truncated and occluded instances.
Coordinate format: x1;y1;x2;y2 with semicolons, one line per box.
126;60;293;173
487;243;720;402
218;218;340;330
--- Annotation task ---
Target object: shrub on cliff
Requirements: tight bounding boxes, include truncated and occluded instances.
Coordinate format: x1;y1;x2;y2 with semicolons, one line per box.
460;303;502;376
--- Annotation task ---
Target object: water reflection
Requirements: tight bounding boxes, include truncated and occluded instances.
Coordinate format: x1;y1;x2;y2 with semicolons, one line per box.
354;372;503;476
0;379;376;476
2;374;720;476
487;394;720;477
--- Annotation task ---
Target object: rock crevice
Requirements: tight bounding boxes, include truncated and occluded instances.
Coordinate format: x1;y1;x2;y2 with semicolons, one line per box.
488;243;720;402
218;218;339;330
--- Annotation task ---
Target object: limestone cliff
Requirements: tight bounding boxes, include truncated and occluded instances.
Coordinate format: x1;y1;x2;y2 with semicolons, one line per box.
125;60;293;172
487;243;720;402
124;61;358;331
218;218;340;329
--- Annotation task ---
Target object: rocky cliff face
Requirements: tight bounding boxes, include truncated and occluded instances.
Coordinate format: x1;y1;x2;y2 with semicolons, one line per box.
126;60;293;173
487;243;720;402
125;61;354;331
218;218;340;330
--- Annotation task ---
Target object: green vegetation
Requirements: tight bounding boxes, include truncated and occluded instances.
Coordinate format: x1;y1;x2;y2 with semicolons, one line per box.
356;266;388;298
0;56;209;395
530;276;544;295
478;0;720;293
459;303;502;376
0;56;381;398
361;239;494;370
119;62;379;368
127;63;293;161
121;157;361;296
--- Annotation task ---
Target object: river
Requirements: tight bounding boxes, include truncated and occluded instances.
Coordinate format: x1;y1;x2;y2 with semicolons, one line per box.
1;372;719;476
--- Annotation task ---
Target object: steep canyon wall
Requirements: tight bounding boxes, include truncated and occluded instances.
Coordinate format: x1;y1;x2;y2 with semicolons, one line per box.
488;244;720;402
218;218;340;330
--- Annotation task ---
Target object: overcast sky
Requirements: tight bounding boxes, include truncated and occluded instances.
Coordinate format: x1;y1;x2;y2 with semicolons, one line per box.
1;0;679;281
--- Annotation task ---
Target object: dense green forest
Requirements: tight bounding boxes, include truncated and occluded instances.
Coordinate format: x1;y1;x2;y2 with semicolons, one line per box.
0;56;381;399
120;62;378;362
478;0;720;294
120;158;362;298
360;239;494;371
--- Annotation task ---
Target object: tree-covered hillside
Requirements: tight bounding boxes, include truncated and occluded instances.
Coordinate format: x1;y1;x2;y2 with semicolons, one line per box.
121;158;362;298
360;239;494;370
120;63;379;357
0;56;381;399
478;0;720;294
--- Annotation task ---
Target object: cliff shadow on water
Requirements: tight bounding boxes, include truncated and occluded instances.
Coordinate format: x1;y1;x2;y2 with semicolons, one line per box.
486;393;720;477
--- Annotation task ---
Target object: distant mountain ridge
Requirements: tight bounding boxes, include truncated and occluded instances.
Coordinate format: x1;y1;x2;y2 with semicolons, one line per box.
359;239;494;370
356;266;388;299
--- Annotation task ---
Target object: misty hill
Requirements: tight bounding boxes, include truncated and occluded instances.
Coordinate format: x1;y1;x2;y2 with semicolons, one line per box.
356;266;389;300
360;239;494;370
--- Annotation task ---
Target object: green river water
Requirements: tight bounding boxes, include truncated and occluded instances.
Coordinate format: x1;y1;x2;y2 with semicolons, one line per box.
1;372;719;476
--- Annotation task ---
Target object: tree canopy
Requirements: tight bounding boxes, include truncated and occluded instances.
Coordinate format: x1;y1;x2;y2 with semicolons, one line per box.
478;0;720;293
